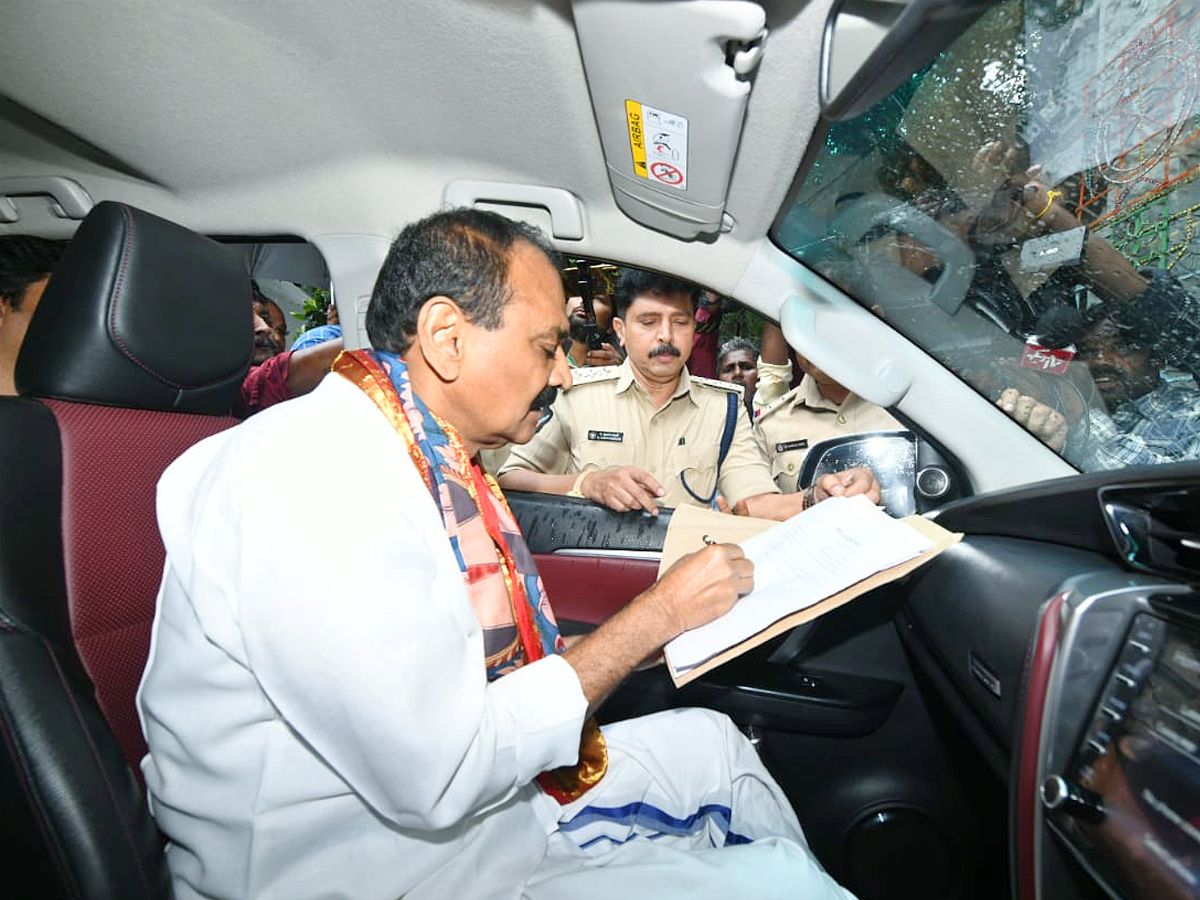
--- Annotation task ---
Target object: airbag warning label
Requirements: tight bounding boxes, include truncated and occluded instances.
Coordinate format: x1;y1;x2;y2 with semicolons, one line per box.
625;100;688;190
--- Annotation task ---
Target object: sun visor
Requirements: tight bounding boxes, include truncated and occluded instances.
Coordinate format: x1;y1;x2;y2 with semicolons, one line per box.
572;0;766;240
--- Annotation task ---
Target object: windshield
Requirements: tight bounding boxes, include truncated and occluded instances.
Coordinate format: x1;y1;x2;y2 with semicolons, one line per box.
776;0;1200;474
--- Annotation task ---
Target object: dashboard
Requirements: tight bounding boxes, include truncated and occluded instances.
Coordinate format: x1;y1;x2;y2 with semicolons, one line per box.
509;461;1200;900
1039;579;1200;900
901;467;1200;900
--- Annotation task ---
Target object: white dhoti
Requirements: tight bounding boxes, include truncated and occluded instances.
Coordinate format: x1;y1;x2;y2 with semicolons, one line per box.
525;708;857;900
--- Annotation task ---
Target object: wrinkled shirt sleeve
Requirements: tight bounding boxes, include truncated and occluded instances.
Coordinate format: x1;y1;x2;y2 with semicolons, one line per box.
234;351;294;418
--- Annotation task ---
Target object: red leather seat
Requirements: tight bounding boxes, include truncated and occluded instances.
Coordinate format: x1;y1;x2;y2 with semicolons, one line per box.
0;202;251;899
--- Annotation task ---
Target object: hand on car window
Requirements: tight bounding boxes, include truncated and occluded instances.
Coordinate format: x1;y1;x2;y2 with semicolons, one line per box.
813;466;882;505
961;139;1025;210
580;465;666;515
996;388;1070;451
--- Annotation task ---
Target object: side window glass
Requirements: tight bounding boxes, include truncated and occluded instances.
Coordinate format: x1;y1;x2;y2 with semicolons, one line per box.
777;0;1200;474
229;240;334;353
481;256;768;478
558;256;767;381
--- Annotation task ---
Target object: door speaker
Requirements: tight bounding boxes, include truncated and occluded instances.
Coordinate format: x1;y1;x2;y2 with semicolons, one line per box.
843;806;956;900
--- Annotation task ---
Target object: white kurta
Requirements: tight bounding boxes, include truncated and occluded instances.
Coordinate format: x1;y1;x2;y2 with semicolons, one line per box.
138;374;854;900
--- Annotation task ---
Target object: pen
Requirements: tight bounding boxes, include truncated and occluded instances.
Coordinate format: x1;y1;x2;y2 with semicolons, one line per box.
702;534;717;546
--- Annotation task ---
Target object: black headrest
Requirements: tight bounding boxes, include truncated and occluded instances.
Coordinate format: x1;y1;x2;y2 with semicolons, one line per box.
16;202;251;414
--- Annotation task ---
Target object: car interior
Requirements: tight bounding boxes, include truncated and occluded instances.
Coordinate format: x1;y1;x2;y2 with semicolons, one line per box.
2;1;1199;899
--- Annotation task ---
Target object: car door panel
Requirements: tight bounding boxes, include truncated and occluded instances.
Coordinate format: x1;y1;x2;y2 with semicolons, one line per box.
510;489;992;899
509;490;670;553
534;552;659;627
511;490;907;739
509;490;669;628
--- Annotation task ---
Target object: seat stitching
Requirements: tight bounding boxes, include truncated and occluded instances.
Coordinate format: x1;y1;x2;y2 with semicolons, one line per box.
47;635;157;898
0;637;89;900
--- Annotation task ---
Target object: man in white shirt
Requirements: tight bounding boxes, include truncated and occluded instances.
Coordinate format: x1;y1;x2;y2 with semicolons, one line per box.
137;209;855;900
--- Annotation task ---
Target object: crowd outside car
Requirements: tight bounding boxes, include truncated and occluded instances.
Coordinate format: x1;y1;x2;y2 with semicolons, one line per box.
498;267;880;518
0;231;342;418
687;289;725;379
257;289;290;354
0;235;68;397
876;139;1200;471
564;289;623;368
592;290;618;351
138;207;858;900
997;303;1200;471
970;171;1200;469
236;281;344;418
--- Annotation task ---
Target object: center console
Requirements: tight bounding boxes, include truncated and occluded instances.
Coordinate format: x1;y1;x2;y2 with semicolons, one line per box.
1036;574;1200;900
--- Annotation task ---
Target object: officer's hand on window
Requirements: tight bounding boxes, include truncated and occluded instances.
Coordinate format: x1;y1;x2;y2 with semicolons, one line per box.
579;466;666;516
813;467;882;505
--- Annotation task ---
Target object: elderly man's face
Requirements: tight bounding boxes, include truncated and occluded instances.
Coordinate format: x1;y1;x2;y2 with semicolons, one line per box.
251;302;279;365
718;349;758;397
1077;317;1159;406
613;291;694;386
263;300;288;351
454;243;572;448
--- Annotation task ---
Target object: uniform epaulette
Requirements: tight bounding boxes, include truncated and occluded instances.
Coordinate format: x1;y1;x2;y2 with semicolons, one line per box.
689;374;742;394
566;364;622;386
753;385;802;422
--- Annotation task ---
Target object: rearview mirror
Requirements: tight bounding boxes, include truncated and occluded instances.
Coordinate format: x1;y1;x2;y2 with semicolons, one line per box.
821;0;1000;121
800;430;962;517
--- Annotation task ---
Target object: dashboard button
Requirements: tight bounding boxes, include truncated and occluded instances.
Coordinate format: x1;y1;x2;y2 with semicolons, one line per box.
1041;775;1106;824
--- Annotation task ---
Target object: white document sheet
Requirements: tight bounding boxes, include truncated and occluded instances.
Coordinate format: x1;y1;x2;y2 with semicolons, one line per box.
664;495;934;672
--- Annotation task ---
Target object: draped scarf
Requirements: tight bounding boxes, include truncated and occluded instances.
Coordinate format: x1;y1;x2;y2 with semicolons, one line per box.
334;349;606;802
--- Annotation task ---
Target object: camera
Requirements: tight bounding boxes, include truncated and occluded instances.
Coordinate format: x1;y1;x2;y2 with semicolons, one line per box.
583;321;603;352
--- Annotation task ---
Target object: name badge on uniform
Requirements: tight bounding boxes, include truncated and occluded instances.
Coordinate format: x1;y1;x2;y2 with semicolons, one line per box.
588;430;623;442
775;439;808;453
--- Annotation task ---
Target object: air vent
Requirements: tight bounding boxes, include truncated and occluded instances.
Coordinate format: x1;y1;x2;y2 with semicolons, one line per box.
1099;481;1200;583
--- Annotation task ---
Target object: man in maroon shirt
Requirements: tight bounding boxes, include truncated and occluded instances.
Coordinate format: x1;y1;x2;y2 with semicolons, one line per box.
236;291;344;417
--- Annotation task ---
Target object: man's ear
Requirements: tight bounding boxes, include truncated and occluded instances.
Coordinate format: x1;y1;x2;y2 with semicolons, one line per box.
612;316;626;348
415;296;467;382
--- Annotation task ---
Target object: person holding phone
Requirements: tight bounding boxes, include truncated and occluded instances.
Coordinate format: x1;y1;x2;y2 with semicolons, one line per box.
564;292;622;367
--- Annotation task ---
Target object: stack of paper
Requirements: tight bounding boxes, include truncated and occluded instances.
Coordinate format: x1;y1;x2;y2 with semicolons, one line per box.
661;495;959;685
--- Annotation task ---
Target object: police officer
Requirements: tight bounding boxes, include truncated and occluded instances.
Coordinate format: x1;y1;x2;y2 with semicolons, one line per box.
750;322;901;493
499;269;879;517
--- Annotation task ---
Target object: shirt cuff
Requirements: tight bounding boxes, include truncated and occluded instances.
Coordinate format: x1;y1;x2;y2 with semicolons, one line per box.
486;653;588;777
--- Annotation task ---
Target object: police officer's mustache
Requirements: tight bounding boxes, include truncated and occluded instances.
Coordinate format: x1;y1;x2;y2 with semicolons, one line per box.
530;384;559;412
649;343;681;358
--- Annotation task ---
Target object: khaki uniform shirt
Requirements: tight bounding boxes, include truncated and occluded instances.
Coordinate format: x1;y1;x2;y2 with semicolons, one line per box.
754;374;902;493
478;446;512;476
500;359;777;508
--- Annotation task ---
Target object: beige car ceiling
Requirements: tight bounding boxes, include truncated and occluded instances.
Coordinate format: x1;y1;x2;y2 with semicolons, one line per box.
0;0;835;297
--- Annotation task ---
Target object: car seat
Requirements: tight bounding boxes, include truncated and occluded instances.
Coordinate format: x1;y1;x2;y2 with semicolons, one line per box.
0;201;251;899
